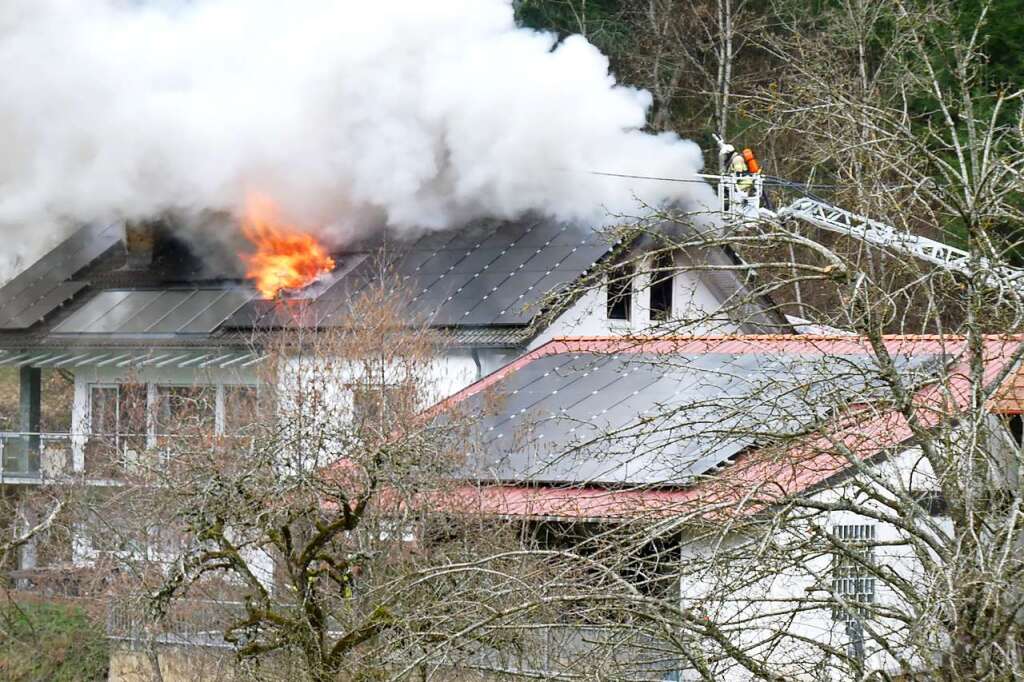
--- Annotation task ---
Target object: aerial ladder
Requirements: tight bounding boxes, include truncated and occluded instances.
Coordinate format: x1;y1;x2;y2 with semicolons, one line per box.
710;135;1024;294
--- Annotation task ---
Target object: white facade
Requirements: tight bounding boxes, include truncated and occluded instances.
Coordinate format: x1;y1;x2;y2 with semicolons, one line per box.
531;251;740;348
675;439;1010;681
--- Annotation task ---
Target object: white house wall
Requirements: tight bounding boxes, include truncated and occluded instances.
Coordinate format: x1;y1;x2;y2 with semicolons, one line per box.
678;446;956;681
530;254;739;349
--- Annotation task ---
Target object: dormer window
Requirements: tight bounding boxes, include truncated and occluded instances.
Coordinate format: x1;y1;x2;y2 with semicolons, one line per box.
606;262;633;321
649;252;674;321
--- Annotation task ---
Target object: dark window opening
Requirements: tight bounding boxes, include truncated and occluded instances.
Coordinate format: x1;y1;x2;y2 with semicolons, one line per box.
606;262;633;320
1004;414;1023;448
649;252;674;321
914;491;948;517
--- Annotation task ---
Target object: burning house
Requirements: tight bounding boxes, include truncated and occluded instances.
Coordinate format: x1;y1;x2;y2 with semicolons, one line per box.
1;2;1020;679
0;201;777;529
2;200;1022;679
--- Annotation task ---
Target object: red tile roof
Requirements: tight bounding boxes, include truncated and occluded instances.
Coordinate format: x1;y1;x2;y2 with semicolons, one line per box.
432;335;1024;520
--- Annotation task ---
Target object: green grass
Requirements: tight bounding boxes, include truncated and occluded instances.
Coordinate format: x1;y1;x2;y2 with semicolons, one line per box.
0;598;108;681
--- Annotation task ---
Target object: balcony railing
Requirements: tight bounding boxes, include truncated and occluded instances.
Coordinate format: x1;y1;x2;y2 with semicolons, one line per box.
0;432;71;480
0;432;256;481
107;596;248;649
490;625;682;678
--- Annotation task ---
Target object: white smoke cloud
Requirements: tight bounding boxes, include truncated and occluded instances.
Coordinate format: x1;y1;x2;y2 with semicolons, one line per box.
0;0;714;279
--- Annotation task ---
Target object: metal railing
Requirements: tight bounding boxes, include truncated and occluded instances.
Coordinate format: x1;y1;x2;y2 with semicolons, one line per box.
460;624;684;679
107;596;248;650
0;431;257;482
0;432;71;479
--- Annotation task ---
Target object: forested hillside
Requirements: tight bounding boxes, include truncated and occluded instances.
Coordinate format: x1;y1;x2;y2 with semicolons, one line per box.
517;0;1024;329
516;0;1022;180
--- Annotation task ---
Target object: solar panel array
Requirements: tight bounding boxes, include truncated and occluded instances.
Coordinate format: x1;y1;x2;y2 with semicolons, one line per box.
0;214;610;337
228;216;612;330
0;222;121;329
392;217;609;325
52;289;253;335
452;351;939;486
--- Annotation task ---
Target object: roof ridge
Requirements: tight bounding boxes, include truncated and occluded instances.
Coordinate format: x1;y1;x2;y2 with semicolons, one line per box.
551;333;1024;342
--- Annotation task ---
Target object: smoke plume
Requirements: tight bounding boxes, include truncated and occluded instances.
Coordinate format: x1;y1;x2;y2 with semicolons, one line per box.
0;0;714;279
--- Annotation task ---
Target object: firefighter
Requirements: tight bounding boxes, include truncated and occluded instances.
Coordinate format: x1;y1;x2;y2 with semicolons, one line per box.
735;147;760;194
719;141;755;196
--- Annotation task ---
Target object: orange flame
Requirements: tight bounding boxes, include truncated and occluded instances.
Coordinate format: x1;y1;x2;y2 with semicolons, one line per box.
240;194;335;299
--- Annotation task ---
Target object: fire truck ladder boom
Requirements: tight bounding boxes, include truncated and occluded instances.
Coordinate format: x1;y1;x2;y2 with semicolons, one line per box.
777;197;973;273
711;137;1024;294
770;196;1024;292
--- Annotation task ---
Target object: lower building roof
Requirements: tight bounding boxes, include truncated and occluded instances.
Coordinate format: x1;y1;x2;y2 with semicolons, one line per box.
429;335;1024;518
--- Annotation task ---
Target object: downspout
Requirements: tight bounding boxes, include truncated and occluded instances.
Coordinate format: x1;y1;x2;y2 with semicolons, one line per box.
471;348;483;381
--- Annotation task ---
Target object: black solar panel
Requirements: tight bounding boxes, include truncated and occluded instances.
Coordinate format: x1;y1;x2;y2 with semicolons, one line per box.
405;248;473;276
413;219;604;326
0;222;120;329
451;272;540;325
114;291;196;333
178;290;255;333
0;282;88;329
86;290;163;332
52;290;132;333
453;351;942;486
52;289;253;335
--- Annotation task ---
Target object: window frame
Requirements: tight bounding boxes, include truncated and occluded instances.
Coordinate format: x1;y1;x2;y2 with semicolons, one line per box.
648;251;675;321
830;523;876;622
153;383;218;440
88;382;149;452
606;261;634;321
87;380;263;441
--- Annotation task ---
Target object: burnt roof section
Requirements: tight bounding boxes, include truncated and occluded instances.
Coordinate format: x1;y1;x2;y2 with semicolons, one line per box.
442;339;944;487
226;215;613;330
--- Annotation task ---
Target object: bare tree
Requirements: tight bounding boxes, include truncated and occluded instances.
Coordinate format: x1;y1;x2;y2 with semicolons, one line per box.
626;0;765;138
438;5;1024;681
102;283;536;681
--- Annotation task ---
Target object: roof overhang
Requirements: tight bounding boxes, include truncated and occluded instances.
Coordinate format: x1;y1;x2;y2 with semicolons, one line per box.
0;348;265;369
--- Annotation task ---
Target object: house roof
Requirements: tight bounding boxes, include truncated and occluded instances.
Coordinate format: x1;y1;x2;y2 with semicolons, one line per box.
231;215;613;330
0;222;122;330
0;216;609;348
431;335;1024;520
0;214;785;353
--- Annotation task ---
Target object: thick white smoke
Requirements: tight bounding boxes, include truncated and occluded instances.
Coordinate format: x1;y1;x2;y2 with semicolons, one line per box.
0;0;713;279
